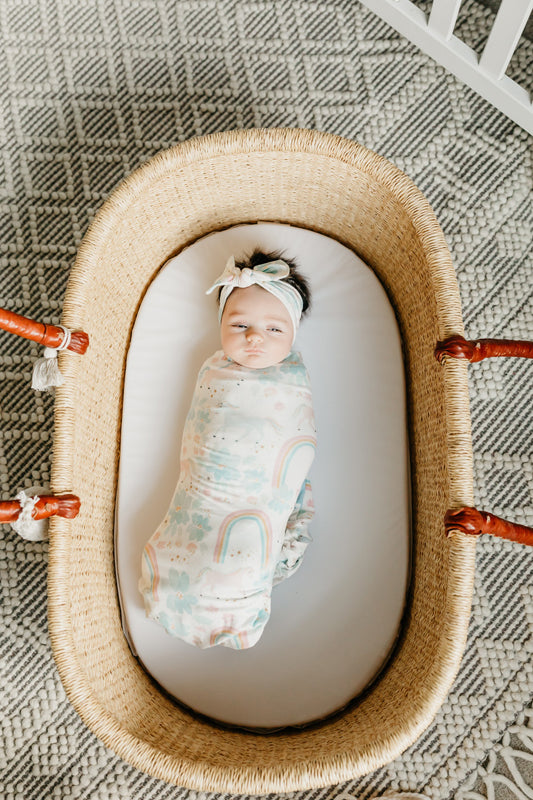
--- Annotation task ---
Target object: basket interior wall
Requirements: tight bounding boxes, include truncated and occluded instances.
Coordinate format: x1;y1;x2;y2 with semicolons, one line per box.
50;142;474;786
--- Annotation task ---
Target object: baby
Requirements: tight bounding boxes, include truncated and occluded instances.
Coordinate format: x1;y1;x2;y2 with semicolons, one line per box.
138;249;316;649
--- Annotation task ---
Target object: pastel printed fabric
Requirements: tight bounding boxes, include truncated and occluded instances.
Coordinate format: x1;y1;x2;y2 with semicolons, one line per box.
139;350;316;649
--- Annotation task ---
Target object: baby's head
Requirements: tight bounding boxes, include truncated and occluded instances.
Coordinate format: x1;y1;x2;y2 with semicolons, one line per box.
206;249;311;369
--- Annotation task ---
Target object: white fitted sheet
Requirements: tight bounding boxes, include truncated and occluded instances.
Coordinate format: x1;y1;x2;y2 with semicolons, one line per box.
115;223;410;729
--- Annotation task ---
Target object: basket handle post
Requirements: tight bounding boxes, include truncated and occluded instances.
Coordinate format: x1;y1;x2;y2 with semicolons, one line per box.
0;494;81;522
437;332;533;547
435;335;533;362
0;308;89;353
445;507;533;546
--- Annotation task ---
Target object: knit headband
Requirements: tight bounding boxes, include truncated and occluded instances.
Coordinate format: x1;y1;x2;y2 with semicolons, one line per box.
206;256;304;342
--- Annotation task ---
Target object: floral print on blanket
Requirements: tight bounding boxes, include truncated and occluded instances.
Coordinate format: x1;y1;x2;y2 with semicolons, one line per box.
139;349;316;649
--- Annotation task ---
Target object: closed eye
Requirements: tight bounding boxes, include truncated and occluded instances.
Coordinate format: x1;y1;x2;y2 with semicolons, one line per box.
232;323;248;329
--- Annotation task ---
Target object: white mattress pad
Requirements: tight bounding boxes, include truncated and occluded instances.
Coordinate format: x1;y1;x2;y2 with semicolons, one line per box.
115;223;410;729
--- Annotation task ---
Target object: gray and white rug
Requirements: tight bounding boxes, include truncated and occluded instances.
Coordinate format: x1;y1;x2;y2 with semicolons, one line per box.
0;1;531;799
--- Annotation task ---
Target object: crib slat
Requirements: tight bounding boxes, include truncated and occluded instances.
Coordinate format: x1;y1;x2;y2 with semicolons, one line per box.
479;0;533;80
359;0;533;134
428;0;463;41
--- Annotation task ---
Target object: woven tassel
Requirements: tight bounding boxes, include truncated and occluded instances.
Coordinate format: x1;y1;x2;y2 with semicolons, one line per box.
11;491;48;542
31;347;64;391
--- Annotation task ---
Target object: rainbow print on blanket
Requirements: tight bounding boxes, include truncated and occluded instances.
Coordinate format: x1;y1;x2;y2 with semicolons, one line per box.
141;542;160;601
214;509;273;567
209;628;249;649
273;435;317;488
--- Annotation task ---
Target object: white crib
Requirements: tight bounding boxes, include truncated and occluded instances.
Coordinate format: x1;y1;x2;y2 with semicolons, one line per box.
359;0;533;134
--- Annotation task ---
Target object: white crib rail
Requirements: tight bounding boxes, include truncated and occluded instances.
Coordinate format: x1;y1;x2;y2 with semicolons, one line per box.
359;0;533;134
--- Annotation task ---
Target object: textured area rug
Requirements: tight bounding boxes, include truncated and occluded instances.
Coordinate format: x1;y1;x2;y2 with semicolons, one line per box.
0;1;532;799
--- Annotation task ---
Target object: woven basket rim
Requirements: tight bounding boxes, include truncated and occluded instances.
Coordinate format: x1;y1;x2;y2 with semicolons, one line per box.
67;127;456;318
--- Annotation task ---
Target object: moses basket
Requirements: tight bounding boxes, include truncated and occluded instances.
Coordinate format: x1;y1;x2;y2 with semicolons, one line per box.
2;128;532;794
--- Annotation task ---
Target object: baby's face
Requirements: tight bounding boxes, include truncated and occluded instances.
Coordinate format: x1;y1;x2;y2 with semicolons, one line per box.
220;284;294;369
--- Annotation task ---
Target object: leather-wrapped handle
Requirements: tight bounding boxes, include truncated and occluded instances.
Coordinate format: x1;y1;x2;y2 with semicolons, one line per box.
445;507;533;547
435;335;533;363
0;494;81;522
0;308;89;354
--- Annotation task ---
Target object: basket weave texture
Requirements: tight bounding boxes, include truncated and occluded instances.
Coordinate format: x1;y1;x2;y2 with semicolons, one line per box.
48;128;476;793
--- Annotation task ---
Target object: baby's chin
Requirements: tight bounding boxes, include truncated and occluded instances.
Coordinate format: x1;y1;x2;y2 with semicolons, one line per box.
223;350;283;369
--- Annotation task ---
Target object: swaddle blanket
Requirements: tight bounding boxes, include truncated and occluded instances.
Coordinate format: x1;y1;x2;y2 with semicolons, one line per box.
139;349;316;650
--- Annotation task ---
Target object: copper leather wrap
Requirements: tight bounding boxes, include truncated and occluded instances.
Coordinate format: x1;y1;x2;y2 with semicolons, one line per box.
0;494;81;522
435;335;533;363
0;308;89;354
445;507;533;547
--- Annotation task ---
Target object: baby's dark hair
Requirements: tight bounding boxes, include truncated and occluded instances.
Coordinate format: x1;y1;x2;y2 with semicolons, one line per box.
225;248;311;316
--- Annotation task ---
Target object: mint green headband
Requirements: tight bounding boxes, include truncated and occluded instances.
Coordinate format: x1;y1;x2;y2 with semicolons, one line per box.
206;256;304;343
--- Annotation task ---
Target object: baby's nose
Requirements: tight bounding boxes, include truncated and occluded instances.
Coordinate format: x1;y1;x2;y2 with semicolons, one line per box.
246;329;263;343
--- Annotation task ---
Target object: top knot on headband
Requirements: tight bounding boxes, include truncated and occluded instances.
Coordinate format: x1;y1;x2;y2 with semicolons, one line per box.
206;256;304;342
